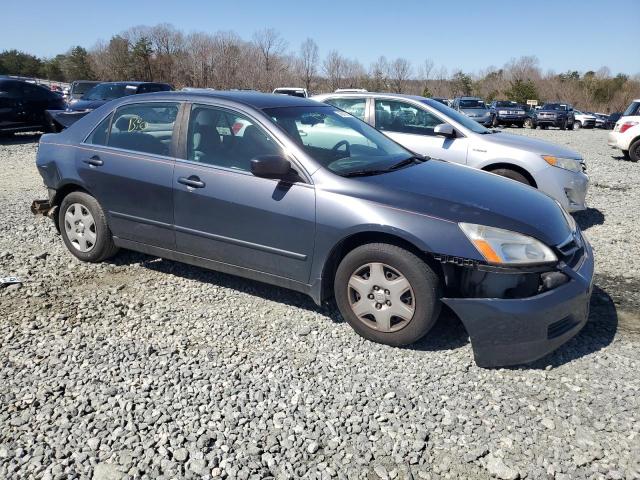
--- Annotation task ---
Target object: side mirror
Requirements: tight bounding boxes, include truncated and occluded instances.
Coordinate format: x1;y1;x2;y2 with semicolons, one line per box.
434;123;455;138
250;155;292;179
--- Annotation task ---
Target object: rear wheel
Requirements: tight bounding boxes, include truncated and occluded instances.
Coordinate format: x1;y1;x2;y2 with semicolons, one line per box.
488;168;532;186
629;140;640;162
334;243;441;346
59;192;119;263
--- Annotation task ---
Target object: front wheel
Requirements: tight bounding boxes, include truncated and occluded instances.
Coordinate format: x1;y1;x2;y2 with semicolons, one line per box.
574;121;582;130
334;243;441;346
59;191;119;262
489;168;532;186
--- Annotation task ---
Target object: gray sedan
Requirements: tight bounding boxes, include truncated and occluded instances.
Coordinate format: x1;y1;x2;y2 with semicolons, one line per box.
34;91;593;367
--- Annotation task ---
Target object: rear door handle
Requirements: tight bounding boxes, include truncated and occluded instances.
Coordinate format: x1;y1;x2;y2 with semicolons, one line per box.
178;176;206;189
83;155;103;167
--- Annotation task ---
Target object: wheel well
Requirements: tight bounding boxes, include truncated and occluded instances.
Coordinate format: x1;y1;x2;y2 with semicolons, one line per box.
482;163;537;188
52;183;90;207
320;232;443;302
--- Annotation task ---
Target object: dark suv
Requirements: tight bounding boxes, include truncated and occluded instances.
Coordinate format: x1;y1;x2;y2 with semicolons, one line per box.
533;103;575;130
488;100;527;127
0;79;65;135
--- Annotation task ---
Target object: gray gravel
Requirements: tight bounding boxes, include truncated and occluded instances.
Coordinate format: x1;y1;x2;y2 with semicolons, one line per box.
1;129;639;479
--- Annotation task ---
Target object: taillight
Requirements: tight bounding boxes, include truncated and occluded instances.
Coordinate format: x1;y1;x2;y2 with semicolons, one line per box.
620;121;638;133
232;122;243;135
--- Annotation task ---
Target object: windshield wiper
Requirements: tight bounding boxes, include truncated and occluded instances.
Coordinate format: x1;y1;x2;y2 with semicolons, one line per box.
341;169;390;177
387;155;427;170
342;155;427;177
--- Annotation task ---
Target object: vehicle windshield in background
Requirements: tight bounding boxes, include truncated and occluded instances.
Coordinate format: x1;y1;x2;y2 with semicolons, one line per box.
460;99;486;109
622;101;640;116
425;99;491;134
73;82;97;96
542;103;568;111
82;84;137;101
275;89;306;97
495;101;518;107
264;105;413;176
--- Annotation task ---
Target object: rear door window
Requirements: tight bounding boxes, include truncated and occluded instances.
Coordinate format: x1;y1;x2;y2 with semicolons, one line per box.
105;102;179;156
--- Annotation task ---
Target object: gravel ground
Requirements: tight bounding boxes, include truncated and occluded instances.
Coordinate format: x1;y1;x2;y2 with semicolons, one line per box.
0;129;639;480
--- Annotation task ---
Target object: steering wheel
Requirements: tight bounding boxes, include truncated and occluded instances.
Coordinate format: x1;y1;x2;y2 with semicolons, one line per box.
331;140;351;157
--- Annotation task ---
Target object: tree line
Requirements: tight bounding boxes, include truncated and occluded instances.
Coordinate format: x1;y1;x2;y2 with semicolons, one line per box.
1;24;638;113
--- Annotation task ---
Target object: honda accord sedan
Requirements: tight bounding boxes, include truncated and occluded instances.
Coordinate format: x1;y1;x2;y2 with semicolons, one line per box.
34;91;594;367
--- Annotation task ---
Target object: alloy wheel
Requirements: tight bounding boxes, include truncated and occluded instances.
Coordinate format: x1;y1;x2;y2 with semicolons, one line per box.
347;262;415;332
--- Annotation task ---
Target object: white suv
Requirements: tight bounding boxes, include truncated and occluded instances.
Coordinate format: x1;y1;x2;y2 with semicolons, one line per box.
313;92;589;212
608;99;640;162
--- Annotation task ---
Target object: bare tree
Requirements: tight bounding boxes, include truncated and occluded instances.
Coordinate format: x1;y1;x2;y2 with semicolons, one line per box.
389;57;412;93
298;38;319;91
323;50;346;91
368;56;389;91
252;28;288;90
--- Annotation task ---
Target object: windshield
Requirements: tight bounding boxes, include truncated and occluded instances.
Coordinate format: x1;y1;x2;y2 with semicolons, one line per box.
82;83;137;101
542;103;567;111
459;99;486;109
73;82;98;96
623;101;640;117
495;101;517;107
423;99;491;134
264;105;414;176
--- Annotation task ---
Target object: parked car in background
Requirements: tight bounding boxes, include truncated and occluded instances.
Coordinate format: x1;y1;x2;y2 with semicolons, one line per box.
272;87;308;98
605;112;623;129
314;92;589;212
608;99;640;161
488;100;527;128
532;103;575;130
65;80;100;106
47;81;173;131
431;97;450;106
451;96;492;126
588;112;607;129
522;104;537;128
33;90;594;367
0;78;65;135
572;110;597;129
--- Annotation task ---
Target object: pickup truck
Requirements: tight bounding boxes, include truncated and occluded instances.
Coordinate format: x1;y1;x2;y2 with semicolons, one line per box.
532;103;575;130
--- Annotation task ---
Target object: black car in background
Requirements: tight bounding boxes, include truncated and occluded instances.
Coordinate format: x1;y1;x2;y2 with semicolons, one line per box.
65;80;100;106
532;103;575;130
47;81;173;130
0;78;65;135
488;100;527;127
605;112;622;129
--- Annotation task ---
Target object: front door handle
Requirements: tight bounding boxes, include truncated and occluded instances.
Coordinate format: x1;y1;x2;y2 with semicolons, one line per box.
83;155;103;167
178;176;206;189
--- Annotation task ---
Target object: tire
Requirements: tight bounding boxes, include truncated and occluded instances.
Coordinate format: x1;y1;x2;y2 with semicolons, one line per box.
334;243;441;347
629;140;640;162
560;119;567;130
523;118;533;128
59;191;119;262
574;121;582;130
622;149;630;160
492;115;500;128
489;168;532;186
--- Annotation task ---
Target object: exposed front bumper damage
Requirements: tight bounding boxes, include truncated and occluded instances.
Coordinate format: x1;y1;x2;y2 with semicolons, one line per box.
440;238;594;368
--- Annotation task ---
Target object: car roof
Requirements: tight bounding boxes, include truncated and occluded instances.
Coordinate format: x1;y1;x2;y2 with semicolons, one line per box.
130;90;322;109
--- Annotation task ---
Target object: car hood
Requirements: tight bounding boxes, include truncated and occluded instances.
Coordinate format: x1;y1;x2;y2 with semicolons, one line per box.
348;160;572;247
67;99;108;111
479;131;582;159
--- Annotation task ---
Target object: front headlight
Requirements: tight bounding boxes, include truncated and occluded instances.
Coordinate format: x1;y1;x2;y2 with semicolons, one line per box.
498;110;507;115
459;223;557;265
542;155;583;173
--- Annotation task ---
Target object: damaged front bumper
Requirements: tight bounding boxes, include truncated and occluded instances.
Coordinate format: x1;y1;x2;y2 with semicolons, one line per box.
440;239;594;368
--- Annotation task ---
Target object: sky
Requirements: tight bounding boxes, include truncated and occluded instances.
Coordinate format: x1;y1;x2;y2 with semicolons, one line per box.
1;0;639;76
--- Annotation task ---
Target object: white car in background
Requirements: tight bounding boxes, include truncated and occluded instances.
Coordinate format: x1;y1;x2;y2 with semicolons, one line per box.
573;110;597;129
608;99;640;161
313;92;589;212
